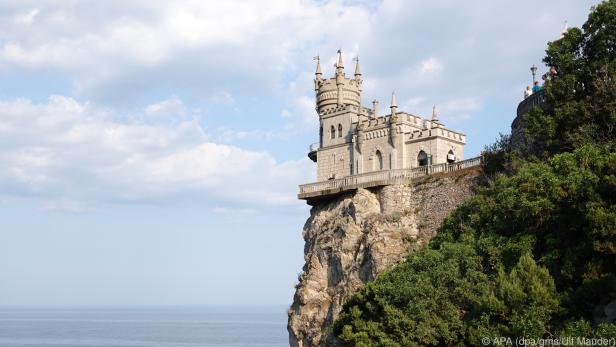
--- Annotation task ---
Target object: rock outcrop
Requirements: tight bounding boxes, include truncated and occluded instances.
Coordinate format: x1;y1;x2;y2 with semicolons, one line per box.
288;168;480;346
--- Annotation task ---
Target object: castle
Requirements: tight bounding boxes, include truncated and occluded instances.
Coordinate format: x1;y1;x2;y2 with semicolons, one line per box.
299;51;474;200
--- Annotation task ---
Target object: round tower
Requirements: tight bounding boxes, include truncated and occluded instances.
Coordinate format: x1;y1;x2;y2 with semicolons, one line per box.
314;50;362;115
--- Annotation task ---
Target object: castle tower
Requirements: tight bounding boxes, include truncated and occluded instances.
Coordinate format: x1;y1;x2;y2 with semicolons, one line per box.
314;50;362;115
312;50;365;181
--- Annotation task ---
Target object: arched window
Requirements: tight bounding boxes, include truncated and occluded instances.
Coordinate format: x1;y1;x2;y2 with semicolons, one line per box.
417;150;429;167
319;126;323;146
330;125;336;139
375;150;383;171
338;124;343;138
447;149;456;163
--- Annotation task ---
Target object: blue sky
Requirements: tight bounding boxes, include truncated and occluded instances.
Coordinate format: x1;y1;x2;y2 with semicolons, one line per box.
0;0;600;305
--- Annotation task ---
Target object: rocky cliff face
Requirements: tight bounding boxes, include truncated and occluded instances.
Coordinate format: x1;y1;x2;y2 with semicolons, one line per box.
288;168;480;346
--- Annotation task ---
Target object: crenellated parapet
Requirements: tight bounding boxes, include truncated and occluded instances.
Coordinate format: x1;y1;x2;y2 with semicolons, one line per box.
314;51;363;115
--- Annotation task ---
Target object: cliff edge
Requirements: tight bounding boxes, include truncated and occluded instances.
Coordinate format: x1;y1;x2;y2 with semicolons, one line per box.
288;168;481;346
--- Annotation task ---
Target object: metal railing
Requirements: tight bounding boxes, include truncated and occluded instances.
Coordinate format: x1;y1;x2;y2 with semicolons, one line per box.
299;156;482;198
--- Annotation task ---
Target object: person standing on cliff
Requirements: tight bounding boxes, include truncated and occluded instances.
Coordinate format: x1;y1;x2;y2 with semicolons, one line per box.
524;85;533;98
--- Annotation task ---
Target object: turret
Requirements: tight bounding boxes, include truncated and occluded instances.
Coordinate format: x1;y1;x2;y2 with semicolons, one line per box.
357;122;365;153
314;50;362;115
314;56;322;92
336;50;345;74
389;92;399;146
390;91;398;117
336;50;345;105
431;104;443;129
354;56;361;80
372;99;379;118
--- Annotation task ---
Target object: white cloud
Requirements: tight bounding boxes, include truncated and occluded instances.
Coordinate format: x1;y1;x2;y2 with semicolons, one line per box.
0;96;312;209
14;8;39;25
145;96;186;118
206;91;235;106
438;98;482;123
419;57;443;75
40;199;89;213
0;0;600;205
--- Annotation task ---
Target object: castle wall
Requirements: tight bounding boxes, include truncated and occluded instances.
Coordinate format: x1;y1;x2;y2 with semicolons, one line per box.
434;136;464;164
360;129;393;172
316;145;353;181
321;112;354;148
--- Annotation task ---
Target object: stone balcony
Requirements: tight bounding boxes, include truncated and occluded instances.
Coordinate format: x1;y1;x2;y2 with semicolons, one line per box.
298;156;482;201
307;142;319;162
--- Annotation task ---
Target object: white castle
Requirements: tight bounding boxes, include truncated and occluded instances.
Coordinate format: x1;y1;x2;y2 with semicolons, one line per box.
300;51;468;200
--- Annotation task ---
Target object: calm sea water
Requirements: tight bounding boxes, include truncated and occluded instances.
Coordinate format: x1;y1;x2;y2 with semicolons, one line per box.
0;305;289;347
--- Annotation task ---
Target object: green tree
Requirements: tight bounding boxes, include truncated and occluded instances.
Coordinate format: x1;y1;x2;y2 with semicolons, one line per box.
335;146;615;346
525;1;616;156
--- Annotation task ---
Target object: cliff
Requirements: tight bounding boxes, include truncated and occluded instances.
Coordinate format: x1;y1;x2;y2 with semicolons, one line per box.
288;168;481;346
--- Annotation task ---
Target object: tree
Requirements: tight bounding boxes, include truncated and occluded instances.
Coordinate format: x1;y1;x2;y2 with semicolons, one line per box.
334;146;615;346
525;1;616;157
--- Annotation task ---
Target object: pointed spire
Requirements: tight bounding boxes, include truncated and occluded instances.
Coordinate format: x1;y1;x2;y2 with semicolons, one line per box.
560;20;569;38
390;91;398;118
432;104;438;122
372;99;379;118
353;56;361;78
390;91;397;108
314;55;322;76
337;49;344;68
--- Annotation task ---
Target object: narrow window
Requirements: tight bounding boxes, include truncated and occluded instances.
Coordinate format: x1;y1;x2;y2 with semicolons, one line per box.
330;125;336;139
338;124;343;138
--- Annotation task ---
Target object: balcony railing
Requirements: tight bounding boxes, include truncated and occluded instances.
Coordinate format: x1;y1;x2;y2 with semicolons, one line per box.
298;156;482;200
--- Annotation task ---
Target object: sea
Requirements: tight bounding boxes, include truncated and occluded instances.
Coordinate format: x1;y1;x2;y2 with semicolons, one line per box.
0;305;289;347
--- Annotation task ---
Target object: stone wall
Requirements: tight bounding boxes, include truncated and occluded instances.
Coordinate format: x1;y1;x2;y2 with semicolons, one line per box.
511;90;547;152
288;167;480;347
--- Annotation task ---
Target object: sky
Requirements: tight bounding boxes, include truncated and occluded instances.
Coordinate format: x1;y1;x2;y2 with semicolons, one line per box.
0;0;601;305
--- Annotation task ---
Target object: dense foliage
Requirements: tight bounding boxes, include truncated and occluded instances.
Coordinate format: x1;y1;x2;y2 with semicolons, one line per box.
333;2;616;345
525;0;616;157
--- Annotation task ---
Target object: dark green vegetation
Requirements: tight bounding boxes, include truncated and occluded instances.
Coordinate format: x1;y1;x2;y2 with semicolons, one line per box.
525;0;616;157
333;2;616;345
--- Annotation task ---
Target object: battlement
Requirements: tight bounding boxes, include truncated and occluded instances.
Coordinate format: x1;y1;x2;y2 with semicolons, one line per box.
314;51;362;115
408;127;466;143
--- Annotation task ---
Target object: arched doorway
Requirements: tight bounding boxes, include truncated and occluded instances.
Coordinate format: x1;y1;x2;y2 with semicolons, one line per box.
375;150;383;171
447;150;456;163
417;150;429;167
